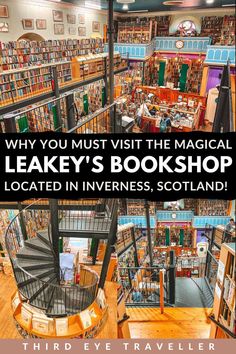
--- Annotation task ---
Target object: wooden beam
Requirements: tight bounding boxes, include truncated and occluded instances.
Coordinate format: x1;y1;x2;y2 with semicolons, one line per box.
160;269;165;314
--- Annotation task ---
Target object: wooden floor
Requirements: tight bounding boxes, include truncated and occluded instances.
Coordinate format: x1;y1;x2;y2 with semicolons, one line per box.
0;272;211;339
96;281;117;339
0;274;21;338
0;273;117;339
127;307;212;339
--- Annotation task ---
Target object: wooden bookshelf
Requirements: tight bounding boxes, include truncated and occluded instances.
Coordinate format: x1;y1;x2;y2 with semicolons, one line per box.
0;64;53;106
117;17;157;44
11;290;108;339
197;200;229;216
155;226;194;247
156;16;170;37
210;243;235;338
0;53;126;109
200;16;223;45
184;199;198;213
165;58;182;89
23;209;49;239
117;223;134;254
186;59;204;94
201;15;235;46
220;16;235;46
0;38;104;72
126;199;156;216
0;210;17;254
117;15;170;44
72;53;125;82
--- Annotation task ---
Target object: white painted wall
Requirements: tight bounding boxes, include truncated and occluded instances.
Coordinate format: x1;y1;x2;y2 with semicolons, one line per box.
0;0;108;41
0;2;234;42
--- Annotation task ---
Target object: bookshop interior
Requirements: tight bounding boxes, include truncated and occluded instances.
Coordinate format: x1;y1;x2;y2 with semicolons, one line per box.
0;0;235;342
0;198;235;340
0;0;235;133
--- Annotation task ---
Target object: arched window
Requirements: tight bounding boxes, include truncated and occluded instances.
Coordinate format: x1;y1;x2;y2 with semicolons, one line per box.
178;20;196;36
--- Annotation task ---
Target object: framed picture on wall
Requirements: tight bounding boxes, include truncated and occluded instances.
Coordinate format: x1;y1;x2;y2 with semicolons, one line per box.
69;27;76;35
0;22;9;32
36;19;47;30
78;27;86;36
0;5;9;18
22;19;34;30
54;23;64;35
92;21;100;32
78;14;85;24
52;10;63;22
67;14;76;24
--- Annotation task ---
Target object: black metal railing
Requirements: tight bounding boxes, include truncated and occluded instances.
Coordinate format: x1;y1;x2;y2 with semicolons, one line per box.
204;223;232;292
13;265;98;316
209;315;236;339
5;199;100;316
1;96;118;134
119;266;173;306
0;55;129;128
67;103;117;134
59;198;117;235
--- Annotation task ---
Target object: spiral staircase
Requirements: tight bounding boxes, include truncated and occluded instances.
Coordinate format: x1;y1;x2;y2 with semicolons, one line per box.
6;199;117;318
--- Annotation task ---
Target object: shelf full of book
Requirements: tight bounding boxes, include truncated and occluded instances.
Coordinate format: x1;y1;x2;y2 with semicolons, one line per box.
0;39;104;72
117;17;157;44
126;199;156;216
154;225;194;247
200;15;235;46
196;200;230;217
0;53;127;109
210;243;235;338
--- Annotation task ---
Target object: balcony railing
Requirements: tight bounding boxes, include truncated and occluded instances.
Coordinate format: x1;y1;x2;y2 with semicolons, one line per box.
119;265;174;306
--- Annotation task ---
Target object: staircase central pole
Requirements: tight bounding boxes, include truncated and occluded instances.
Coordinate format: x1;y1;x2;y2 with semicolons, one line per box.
107;0;115;133
49;199;60;281
18;202;28;241
144;200;153;267
98;201;118;289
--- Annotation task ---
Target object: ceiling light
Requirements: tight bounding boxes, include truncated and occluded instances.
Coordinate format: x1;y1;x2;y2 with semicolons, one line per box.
85;1;101;10
117;0;135;3
128;10;149;13
122;4;129;10
206;0;214;4
163;1;184;5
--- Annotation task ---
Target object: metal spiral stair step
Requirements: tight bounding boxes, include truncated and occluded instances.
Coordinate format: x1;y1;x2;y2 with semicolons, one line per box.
30;278;59;310
37;230;53;248
17;269;57;288
15;259;55;271
20;273;58;302
24;238;53;255
16;247;54;261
